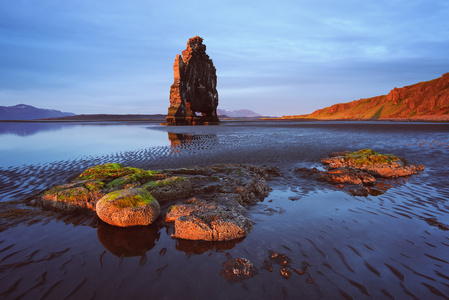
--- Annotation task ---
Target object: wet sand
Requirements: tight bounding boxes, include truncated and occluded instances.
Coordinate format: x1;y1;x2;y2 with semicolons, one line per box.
1;121;449;299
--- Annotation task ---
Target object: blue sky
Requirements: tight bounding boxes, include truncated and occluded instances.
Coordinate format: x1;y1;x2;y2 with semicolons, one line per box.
0;0;448;117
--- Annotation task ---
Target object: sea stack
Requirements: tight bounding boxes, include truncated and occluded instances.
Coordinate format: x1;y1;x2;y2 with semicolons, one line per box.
166;36;219;125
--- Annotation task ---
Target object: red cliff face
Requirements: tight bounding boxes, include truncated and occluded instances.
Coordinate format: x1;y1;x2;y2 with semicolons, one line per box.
285;72;449;121
166;36;219;125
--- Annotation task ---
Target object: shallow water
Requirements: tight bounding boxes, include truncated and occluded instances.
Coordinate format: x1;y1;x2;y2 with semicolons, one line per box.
1;121;449;299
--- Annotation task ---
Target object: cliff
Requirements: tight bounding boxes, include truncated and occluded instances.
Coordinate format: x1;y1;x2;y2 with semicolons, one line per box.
283;73;449;121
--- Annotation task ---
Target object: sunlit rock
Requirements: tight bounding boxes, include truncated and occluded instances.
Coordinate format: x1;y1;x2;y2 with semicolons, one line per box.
165;197;252;241
166;36;219;125
96;188;160;227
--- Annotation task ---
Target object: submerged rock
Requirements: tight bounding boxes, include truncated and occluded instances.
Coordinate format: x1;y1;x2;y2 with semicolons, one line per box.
165;197;252;241
220;256;258;282
263;250;308;279
96;188;160;227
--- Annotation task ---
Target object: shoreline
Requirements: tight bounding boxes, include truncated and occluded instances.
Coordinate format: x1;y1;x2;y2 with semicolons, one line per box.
2;117;449;124
264;116;449;123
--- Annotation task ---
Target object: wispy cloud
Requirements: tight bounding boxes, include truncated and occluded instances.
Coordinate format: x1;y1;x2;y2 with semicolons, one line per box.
0;0;448;116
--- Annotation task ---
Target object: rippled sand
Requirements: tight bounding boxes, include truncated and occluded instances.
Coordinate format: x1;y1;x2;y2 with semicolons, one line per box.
1;121;449;299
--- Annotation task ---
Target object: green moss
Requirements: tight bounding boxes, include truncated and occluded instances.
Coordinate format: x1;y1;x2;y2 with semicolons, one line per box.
78;163;160;184
345;149;398;166
107;170;162;189
106;189;155;209
78;163;127;181
57;187;89;202
45;186;65;195
107;176;131;189
83;181;105;191
141;176;185;190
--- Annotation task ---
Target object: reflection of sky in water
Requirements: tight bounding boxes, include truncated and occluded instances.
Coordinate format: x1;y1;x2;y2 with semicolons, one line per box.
0;123;169;167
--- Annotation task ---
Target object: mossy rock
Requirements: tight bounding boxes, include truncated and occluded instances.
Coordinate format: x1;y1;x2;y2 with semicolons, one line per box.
107;170;163;189
345;149;399;166
83;180;106;191
142;176;186;189
41;185;102;211
96;188;160;227
78;163;161;183
141;177;192;202
57;187;90;202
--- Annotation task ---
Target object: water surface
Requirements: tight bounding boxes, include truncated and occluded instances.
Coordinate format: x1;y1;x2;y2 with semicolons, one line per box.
1;121;449;299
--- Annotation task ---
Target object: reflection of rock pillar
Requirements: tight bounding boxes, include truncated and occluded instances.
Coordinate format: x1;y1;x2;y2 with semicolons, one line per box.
168;132;192;154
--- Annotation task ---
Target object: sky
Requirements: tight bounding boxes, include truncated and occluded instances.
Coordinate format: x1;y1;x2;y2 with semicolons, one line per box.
0;0;448;117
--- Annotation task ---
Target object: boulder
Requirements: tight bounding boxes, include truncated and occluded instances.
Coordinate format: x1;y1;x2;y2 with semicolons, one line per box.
96;188;160;227
165;197;252;241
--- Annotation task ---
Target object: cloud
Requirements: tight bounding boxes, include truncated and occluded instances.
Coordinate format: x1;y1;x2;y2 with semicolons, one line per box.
0;0;448;116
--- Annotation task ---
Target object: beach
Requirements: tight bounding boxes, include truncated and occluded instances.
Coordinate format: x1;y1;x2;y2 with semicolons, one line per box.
1;120;449;299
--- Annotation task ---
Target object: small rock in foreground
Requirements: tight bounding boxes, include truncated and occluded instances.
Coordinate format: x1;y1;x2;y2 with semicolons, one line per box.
220;256;258;282
166;196;252;241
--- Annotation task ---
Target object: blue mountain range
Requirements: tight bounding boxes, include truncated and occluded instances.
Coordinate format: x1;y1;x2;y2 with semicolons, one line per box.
0;104;75;120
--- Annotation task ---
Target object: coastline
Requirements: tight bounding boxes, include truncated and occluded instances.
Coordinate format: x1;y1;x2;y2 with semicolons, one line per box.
263;116;449;123
2;115;449;124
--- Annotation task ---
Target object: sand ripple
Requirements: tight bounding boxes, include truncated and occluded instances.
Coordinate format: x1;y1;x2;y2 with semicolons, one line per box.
1;122;449;299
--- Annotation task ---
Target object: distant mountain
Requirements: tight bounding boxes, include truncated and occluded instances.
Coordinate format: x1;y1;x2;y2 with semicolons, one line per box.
283;73;449;121
217;109;262;118
0;104;75;120
44;114;166;121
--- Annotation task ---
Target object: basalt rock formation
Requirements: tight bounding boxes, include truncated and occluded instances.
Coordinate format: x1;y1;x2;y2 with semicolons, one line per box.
166;36;219;125
283;72;449;121
34;163;278;240
295;149;424;196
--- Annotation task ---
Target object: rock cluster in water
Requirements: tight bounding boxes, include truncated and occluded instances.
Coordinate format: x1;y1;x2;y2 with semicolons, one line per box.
166;36;219;125
35;163;278;241
220;255;258;282
295;149;424;196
